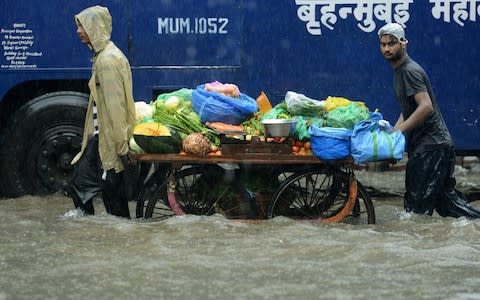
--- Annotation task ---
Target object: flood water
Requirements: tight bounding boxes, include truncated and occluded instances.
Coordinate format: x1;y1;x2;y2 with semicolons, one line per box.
1;165;480;300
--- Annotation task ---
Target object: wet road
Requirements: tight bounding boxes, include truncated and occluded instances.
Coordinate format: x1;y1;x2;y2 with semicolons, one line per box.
1;166;480;299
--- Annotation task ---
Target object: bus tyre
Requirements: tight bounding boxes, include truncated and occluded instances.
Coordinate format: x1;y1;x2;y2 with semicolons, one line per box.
0;92;88;197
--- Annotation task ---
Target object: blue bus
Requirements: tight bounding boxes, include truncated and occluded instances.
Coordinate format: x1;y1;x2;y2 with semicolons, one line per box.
1;0;479;196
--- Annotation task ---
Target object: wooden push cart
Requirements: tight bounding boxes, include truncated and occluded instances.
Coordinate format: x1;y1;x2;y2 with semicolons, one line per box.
130;147;376;224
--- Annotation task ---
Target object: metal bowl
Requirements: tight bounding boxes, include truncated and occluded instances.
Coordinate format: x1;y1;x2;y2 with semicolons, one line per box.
261;119;297;137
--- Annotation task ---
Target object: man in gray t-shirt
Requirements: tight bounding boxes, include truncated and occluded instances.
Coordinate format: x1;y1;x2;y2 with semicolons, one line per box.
378;23;480;218
394;56;452;155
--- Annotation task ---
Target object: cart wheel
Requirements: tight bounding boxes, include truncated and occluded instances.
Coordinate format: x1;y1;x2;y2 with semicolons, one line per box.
331;180;376;224
137;168;175;221
141;165;256;220
174;165;257;218
267;167;375;224
135;163;168;219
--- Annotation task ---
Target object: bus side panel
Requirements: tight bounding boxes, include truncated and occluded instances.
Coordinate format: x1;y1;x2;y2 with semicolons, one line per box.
1;1;479;151
0;0;129;70
243;1;480;151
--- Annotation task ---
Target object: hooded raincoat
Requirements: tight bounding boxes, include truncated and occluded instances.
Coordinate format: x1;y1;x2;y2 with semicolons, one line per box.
72;5;136;173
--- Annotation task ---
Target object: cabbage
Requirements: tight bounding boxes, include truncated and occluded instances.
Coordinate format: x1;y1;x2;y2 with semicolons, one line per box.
165;96;180;111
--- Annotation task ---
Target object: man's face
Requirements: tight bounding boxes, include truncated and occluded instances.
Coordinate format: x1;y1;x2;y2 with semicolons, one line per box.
77;25;90;44
380;35;405;62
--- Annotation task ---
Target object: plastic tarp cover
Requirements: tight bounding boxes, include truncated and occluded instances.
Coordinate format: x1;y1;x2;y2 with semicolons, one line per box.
191;84;257;125
350;119;405;164
309;125;352;160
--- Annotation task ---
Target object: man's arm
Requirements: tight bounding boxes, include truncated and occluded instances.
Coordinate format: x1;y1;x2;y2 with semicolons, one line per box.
392;92;433;133
393;113;404;131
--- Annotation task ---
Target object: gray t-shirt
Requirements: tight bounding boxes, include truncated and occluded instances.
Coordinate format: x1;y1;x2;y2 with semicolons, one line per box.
394;56;453;154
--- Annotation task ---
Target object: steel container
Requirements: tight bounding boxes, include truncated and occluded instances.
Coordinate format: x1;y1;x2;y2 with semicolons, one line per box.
261;119;297;137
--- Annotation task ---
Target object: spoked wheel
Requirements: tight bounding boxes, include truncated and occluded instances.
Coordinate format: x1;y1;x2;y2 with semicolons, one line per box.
342;181;375;224
267;167;375;224
140;165;256;220
136;167;175;221
134;163;170;220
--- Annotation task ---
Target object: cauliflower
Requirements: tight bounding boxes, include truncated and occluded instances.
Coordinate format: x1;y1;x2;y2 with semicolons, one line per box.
135;101;154;122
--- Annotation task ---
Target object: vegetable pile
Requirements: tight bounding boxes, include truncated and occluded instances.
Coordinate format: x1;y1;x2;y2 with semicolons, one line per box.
130;85;376;156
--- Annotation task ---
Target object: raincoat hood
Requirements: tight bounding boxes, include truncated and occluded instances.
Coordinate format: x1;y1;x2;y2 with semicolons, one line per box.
75;5;112;53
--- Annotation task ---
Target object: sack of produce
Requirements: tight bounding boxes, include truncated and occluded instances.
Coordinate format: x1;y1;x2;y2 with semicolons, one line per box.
261;102;291;120
350;119;405;164
325;102;370;129
323;96;353;112
191;84;258;125
156;88;193;103
309;125;352;160
204;81;240;98
285;91;325;117
293;115;325;140
154;88;193;113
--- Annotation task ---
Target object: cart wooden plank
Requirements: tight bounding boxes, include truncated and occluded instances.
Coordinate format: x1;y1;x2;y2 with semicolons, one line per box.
129;153;352;165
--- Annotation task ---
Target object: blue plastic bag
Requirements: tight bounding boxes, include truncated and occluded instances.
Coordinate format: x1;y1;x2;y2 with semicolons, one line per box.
191;84;258;125
350;119;405;164
309;125;352;160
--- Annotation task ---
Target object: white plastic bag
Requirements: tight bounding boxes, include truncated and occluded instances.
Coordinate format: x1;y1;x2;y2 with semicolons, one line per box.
285;91;325;116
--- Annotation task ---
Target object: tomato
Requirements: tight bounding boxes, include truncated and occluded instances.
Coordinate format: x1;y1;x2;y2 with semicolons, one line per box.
292;146;300;153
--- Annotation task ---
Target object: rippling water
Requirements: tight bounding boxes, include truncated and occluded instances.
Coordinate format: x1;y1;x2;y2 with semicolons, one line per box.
1;167;480;300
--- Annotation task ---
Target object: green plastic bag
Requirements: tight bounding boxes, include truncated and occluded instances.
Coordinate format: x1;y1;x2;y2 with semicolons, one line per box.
154;88;194;114
294;115;325;140
156;88;193;102
325;102;370;129
261;102;291;120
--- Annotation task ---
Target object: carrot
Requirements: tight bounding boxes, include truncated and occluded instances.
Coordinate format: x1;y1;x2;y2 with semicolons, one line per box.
206;122;244;132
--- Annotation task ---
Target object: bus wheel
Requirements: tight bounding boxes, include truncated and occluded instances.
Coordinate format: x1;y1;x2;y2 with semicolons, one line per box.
0;92;88;197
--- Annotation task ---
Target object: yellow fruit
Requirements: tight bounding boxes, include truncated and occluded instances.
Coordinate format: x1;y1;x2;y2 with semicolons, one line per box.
133;122;171;136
